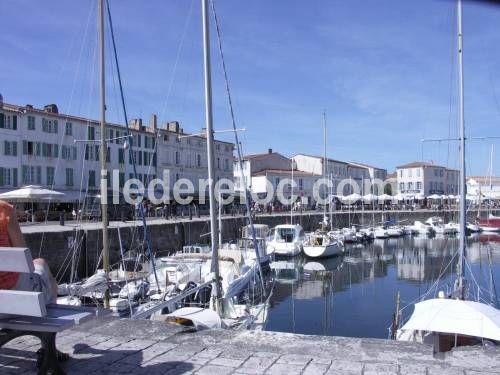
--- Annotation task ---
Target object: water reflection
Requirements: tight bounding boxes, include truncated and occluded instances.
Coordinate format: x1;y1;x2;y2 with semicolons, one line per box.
265;235;500;338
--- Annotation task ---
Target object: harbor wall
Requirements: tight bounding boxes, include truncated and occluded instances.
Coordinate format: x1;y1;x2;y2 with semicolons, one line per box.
22;209;487;281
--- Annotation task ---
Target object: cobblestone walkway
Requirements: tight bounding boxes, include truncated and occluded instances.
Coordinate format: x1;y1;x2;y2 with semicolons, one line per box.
1;318;499;374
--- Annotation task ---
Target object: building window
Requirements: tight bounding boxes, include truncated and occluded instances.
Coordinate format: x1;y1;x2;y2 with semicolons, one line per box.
217;158;220;169
42;118;57;133
23;141;35;156
88;170;96;187
4;141;17;156
36;166;41;184
197;154;201;167
2;168;19;187
88;126;95;140
440;170;444;177
0;168;11;187
65;168;74;186
224;159;229;171
0;114;17;130
118;148;124;164
28;116;36;130
299;178;303;190
399;182;404;192
416;182;422;190
65;122;73;136
408;169;412;177
399;170;403;178
175;151;180;165
46;167;55;185
417;169;420;177
408;182;413;190
163;134;169;142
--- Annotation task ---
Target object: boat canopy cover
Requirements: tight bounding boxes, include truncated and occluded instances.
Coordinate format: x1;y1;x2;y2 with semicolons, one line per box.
400;298;500;342
165;307;222;330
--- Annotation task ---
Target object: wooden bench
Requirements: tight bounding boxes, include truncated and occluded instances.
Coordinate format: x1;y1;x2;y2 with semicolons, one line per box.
0;247;103;374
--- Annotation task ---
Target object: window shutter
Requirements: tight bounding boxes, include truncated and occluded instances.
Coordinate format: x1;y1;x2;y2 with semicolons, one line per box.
0;113;4;128
12;115;17;130
12;142;17;156
12;168;18;187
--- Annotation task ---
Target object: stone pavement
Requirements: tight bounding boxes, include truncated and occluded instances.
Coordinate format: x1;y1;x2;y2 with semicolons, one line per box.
1;317;499;374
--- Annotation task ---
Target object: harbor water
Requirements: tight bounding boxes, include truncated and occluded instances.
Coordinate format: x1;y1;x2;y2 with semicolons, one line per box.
265;233;500;338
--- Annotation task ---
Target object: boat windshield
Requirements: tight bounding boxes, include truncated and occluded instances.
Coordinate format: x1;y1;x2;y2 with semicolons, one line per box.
276;227;295;243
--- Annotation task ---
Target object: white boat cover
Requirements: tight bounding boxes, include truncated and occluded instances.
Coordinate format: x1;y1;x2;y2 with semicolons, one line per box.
400;298;500;342
165;307;222;330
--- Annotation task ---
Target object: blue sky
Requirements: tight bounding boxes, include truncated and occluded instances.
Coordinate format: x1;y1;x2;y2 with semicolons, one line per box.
1;0;499;175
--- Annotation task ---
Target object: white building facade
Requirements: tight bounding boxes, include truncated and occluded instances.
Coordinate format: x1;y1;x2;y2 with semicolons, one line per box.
0;101;233;202
396;162;459;197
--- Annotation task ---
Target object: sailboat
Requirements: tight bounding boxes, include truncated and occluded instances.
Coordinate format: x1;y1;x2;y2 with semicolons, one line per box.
57;0;162;311
394;0;500;352
138;0;273;329
303;113;343;258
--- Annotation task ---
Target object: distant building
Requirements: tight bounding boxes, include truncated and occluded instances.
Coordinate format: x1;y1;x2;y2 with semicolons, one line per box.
233;149;292;193
467;176;500;199
0;100;234;201
293;154;387;195
349;162;387;184
396;161;459;197
292;154;349;195
234;149;319;207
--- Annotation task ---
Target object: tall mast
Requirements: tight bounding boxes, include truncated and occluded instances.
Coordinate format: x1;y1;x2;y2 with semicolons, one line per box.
202;0;222;310
457;0;466;299
323;112;327;226
291;160;294;224
98;0;109;308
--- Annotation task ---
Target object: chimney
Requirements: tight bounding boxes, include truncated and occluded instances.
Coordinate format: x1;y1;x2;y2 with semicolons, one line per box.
128;118;143;130
44;104;59;113
167;121;180;133
149;114;157;130
268;148;273;154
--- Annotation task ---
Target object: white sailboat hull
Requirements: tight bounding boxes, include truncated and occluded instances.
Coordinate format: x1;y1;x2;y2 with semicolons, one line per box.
303;242;343;258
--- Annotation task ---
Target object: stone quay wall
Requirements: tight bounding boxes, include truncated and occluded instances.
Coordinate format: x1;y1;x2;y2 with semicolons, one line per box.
21;209;486;282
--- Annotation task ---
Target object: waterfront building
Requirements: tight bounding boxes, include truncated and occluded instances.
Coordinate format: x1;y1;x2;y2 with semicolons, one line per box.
349;161;388;194
466;176;500;199
292;154;349;195
0;100;234;202
396;161;459;197
292;154;385;195
234;150;319;207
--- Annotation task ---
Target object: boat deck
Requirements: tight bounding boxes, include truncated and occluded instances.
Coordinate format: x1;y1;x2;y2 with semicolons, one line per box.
1;316;499;374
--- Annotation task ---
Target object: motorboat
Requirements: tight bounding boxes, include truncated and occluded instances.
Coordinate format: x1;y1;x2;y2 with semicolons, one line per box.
408;221;436;236
267;224;304;256
373;226;390;239
303;231;343;258
425;217;456;235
